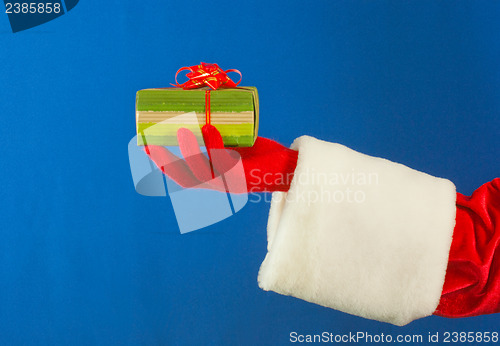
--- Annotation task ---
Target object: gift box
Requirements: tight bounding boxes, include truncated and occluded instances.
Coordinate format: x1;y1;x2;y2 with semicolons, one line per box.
136;63;259;147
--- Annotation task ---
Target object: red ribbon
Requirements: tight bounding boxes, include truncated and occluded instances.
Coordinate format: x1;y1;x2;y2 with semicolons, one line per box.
172;63;242;125
172;62;242;90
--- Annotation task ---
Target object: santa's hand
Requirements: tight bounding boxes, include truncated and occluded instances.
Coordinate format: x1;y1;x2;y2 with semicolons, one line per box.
144;125;298;193
144;129;500;325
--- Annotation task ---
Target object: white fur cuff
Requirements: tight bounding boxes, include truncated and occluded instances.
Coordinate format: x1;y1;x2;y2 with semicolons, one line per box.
257;136;457;326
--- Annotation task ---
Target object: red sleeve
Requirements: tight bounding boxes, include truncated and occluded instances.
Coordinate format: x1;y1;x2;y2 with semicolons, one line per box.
434;178;500;318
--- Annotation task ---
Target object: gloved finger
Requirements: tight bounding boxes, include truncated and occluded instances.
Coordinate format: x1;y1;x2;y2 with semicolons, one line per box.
177;127;216;183
201;124;248;193
201;124;241;175
201;124;225;149
176;127;233;192
144;145;201;188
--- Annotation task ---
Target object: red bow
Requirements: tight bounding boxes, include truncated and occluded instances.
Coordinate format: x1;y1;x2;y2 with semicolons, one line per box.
172;62;242;90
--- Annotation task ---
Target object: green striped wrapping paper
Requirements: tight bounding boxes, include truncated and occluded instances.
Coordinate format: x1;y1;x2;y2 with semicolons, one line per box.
136;87;259;147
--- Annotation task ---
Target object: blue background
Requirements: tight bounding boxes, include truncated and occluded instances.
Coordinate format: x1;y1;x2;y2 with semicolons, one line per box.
1;1;499;345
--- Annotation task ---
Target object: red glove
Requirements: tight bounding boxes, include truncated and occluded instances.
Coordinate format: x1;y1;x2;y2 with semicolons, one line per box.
144;124;298;193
